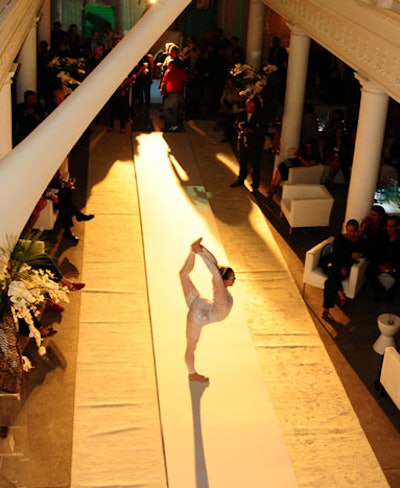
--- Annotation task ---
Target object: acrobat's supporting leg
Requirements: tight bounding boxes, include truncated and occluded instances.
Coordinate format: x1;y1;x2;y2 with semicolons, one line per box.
180;251;199;308
185;335;199;374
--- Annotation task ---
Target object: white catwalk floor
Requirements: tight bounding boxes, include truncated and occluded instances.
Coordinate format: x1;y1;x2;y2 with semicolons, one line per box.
133;132;298;487
68;123;389;488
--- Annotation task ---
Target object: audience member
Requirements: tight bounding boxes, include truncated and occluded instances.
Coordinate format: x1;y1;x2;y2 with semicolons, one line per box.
358;204;387;257
160;46;188;132
108;76;130;133
181;37;197;60
184;46;208;120
300;103;319;146
50;21;65;55
324;126;354;186
367;215;400;302
49;171;94;243
14;90;45;144
85;43;105;74
267;140;320;197
67;24;82;58
215;76;242;142
321;219;366;318
230;97;265;193
102;22;114;54
37;40;55;104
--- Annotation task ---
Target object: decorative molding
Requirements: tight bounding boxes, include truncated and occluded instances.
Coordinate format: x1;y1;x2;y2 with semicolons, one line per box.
263;0;400;102
0;0;43;89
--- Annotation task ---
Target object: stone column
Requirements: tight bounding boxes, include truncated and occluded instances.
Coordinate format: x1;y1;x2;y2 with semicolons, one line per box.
0;65;18;159
16;19;38;104
344;75;389;224
245;0;266;70
38;0;51;45
276;24;310;166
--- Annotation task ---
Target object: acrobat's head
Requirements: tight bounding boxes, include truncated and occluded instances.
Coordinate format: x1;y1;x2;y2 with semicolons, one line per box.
219;266;236;287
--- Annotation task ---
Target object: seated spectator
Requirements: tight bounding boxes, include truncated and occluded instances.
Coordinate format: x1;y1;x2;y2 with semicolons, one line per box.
215;76;242;142
358;204;387;257
321;219;366;318
367;215;400;302
267;141;320;197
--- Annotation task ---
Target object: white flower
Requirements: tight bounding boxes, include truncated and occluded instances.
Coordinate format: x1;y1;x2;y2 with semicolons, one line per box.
8;280;36;312
22;355;34;372
38;346;47;357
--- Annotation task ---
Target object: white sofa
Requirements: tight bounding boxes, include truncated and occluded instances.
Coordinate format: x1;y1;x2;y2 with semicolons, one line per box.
280;184;334;232
287;164;325;184
302;236;368;299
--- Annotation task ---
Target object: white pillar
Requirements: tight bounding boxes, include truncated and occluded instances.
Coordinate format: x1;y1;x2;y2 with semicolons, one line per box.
245;0;266;70
38;0;51;45
16;19;38;104
277;24;310;165
0;0;192;245
0;65;18;160
344;75;389;224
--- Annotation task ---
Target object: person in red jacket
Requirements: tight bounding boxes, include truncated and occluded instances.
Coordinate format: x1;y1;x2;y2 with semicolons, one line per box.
160;46;188;132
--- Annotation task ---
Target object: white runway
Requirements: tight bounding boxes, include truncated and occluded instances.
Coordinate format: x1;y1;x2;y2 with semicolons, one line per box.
133;132;298;487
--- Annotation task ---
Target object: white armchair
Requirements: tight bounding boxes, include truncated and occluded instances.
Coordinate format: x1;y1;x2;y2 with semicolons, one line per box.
380;347;400;409
280;184;334;233
33;199;58;230
302;236;368;300
287;164;324;184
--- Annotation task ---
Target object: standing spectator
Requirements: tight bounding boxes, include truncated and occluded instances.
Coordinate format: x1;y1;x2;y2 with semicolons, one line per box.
216;76;242;142
37;40;54;104
14;90;45;144
67;24;81;58
184;46;208;120
85;43;105;74
324;126;354;186
84;30;101;57
160;46;188;132
230;97;266;193
103;22;114;54
268;36;288;103
108;76;130;133
51;21;65;54
300;103;319;146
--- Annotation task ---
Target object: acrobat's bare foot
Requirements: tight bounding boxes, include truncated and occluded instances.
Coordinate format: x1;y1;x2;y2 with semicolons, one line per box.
191;238;203;253
189;372;209;382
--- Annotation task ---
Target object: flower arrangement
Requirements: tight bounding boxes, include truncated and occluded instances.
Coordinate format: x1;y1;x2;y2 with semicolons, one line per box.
48;56;86;94
0;236;69;362
230;63;278;101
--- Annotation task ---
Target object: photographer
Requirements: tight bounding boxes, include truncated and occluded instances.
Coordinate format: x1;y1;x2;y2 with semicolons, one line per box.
230;97;265;193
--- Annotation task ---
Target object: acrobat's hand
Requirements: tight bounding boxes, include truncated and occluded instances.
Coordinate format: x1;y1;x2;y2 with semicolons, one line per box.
191;237;203;253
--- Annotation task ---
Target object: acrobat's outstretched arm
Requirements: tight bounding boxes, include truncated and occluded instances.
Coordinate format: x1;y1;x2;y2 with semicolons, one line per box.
191;238;222;285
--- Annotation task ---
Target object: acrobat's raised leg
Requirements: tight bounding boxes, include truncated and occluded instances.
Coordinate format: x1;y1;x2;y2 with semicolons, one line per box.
180;251;199;308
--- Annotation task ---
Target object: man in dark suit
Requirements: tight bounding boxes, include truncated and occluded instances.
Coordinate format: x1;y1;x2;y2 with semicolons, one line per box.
230;97;265;193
